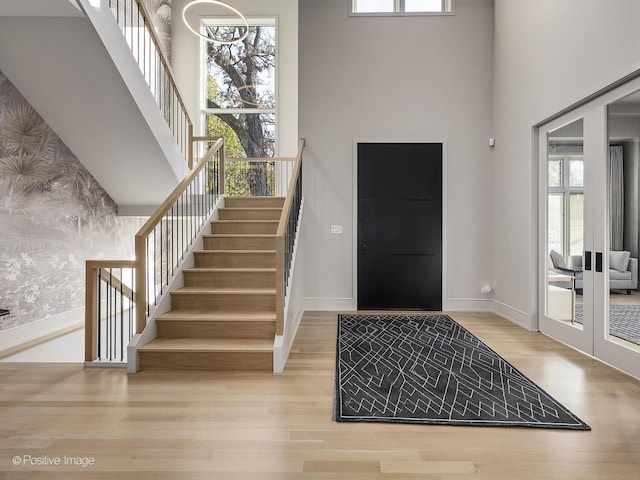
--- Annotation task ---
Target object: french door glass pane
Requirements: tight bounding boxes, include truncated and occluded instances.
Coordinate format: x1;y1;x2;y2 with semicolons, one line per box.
546;119;582;325
607;93;640;350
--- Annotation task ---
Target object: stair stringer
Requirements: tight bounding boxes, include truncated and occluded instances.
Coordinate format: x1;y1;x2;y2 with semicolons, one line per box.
274;198;305;373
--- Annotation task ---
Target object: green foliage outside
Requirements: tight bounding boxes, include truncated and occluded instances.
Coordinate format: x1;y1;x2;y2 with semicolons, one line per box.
205;75;275;197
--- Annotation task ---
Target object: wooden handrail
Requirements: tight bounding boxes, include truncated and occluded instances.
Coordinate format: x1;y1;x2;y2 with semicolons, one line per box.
135;138;225;333
134;0;193;131
192;136;223;142
276;139;305;238
98;268;134;301
111;0;195;166
274;139;305;335
137;138;224;238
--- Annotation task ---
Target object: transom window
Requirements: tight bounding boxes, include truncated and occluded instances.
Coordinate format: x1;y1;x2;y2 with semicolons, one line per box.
351;0;454;15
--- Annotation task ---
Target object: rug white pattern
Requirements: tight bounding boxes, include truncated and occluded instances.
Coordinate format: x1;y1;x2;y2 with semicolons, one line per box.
335;314;590;430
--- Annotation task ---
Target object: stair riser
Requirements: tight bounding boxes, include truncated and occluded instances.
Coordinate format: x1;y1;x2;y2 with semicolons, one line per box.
171;293;276;311
157;320;275;339
211;222;278;234
139;351;273;371
218;209;282;221
184;270;275;288
225;197;285;209
194;252;275;268
203;236;276;250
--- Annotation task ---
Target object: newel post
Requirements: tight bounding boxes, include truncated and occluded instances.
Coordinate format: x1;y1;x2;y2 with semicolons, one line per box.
135;235;148;334
275;235;285;335
85;262;98;362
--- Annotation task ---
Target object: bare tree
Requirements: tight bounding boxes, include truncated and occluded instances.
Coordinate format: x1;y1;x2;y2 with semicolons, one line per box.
206;25;275;196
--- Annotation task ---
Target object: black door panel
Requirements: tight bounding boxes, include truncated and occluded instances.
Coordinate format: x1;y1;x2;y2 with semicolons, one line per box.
357;143;442;310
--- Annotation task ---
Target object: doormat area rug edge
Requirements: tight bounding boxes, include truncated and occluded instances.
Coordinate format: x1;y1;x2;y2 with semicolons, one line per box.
334;313;590;430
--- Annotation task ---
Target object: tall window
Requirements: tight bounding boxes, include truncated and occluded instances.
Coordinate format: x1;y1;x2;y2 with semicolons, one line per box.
548;155;584;257
201;17;276;196
351;0;454;15
202;17;276;159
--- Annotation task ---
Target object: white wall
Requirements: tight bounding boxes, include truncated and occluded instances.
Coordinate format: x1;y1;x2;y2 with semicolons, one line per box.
171;0;299;156
493;0;640;327
299;0;495;310
0;11;188;211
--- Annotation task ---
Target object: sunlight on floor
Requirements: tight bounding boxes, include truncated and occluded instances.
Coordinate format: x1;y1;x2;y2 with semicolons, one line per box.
1;328;84;363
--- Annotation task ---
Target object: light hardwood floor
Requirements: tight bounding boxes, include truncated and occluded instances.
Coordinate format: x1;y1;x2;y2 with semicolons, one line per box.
1;311;639;479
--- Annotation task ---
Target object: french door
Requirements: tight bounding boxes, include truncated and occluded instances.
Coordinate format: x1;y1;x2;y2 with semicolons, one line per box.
539;77;640;379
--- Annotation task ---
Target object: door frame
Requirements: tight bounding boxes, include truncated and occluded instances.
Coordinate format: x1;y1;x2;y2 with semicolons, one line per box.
351;138;448;312
535;76;640;379
537;110;595;354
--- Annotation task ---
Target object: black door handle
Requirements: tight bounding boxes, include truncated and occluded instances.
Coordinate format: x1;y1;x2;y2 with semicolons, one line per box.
585;251;592;271
596;252;603;273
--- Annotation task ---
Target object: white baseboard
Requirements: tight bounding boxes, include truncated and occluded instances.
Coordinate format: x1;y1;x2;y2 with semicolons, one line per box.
273;302;304;374
304;298;356;311
301;297;536;332
491;299;534;330
445;298;494;312
0;307;84;353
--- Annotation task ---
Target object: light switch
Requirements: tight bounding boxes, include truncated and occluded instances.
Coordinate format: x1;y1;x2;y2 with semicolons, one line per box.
331;225;343;234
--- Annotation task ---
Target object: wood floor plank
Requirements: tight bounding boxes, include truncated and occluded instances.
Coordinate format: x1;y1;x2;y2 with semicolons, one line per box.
0;311;639;479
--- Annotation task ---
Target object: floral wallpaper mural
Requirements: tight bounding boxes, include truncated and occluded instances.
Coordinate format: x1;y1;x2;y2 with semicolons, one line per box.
0;71;146;332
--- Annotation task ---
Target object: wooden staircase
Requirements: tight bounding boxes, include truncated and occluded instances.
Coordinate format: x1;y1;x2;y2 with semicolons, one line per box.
138;197;285;371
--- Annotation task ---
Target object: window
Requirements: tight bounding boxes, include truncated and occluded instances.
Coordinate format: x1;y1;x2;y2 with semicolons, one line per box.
201;17;276;159
548;153;584;258
351;0;454;15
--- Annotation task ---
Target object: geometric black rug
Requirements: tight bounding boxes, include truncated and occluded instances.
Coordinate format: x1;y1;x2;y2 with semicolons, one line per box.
335;314;590;430
574;303;640;346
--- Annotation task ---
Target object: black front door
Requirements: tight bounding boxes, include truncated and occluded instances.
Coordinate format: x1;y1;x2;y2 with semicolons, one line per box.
357;143;442;310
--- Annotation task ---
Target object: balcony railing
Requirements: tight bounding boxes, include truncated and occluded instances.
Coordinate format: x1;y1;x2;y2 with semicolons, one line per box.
85;138;224;363
108;0;194;166
224;156;296;197
275;139;305;334
85;262;135;363
84;0;306;367
135;138;224;329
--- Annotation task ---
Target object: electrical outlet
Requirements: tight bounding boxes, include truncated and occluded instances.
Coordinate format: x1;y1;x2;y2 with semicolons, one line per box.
331;225;343;234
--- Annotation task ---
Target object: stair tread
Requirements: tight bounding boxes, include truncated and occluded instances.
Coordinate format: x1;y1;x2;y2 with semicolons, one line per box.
157;311;276;321
227;196;285;200
213;220;279;223
173;287;276;295
194;249;276;254
203;234;277;238
139;338;273;352
219;208;282;211
183;267;276;273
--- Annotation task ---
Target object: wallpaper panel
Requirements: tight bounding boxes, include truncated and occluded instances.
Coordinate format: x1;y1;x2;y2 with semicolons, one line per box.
0;72;146;332
144;0;172;62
